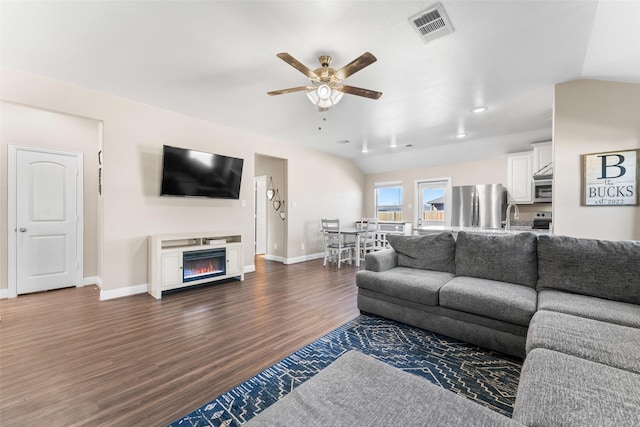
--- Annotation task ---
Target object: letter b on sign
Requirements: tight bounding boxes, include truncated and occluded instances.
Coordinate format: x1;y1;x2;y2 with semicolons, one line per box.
598;154;626;179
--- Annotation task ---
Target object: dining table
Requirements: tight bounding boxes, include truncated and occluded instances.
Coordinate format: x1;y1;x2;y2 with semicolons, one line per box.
323;227;364;267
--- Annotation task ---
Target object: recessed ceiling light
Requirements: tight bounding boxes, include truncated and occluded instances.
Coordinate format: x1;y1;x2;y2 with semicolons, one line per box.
362;147;369;153
471;106;488;113
456;132;467;138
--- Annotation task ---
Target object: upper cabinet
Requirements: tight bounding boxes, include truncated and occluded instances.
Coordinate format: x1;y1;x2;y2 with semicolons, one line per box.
507;141;553;204
532;141;553;176
507;151;534;204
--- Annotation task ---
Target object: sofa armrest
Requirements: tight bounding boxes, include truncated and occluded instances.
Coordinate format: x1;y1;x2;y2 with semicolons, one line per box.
365;248;398;272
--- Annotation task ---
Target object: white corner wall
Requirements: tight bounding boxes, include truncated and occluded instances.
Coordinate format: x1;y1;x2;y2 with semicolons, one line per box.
553;79;640;240
0;67;364;296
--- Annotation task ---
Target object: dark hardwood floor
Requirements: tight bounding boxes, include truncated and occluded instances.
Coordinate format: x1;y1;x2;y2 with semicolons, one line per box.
0;257;360;426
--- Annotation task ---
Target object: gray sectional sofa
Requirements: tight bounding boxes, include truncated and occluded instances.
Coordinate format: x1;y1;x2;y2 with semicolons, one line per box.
247;231;640;426
358;231;538;358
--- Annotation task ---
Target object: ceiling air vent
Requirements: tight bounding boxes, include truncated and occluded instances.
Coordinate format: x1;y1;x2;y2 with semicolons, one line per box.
409;2;454;43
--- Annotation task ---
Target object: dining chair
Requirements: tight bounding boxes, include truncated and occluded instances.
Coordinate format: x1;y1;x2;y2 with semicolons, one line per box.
358;218;378;262
321;218;355;268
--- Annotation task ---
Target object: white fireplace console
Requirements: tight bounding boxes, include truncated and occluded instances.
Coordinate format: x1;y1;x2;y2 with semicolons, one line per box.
148;231;244;299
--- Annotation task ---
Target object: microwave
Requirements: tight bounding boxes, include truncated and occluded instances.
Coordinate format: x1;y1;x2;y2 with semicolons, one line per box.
533;179;552;203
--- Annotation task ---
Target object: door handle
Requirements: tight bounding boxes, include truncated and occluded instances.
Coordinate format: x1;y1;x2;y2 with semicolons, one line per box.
19;228;27;232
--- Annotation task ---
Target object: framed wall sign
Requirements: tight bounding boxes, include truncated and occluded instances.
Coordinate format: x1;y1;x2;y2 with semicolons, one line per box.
582;149;639;206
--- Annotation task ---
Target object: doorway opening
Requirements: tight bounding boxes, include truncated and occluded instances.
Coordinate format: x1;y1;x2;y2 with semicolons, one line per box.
254;154;287;263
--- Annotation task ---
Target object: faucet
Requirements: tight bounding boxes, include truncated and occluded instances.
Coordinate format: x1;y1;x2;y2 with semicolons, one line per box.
505;203;520;230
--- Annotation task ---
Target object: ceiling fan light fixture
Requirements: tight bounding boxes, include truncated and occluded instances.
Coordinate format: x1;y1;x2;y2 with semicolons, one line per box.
307;85;343;110
317;84;331;99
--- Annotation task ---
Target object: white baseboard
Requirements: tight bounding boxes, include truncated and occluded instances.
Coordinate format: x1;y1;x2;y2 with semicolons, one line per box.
265;252;324;264
83;276;102;288
244;264;256;274
0;288;8;299
265;254;285;263
284;252;324;265
100;284;148;301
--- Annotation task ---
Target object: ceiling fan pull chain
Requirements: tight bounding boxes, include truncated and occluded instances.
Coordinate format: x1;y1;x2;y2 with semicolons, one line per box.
318;111;327;131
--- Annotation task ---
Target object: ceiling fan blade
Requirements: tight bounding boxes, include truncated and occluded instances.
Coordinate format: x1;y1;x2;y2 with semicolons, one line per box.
334;52;377;81
267;86;314;96
276;53;321;82
335;85;382;100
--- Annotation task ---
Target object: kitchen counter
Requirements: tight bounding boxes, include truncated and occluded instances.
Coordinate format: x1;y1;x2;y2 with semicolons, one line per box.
415;226;551;236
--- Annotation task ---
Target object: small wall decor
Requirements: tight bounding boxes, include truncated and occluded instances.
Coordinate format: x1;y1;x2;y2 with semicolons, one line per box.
272;189;282;211
582;149;639;206
279;202;286;220
266;177;275;200
98;150;103;195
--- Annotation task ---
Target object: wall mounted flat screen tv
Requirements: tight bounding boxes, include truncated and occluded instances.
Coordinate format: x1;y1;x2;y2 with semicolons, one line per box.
160;145;244;199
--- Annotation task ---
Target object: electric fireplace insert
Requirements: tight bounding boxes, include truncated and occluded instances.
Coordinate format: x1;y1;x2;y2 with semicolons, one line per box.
183;248;226;283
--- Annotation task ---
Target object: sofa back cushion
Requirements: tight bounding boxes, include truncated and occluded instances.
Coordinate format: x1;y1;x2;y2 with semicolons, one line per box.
386;233;456;274
455;231;538;288
537;234;640;304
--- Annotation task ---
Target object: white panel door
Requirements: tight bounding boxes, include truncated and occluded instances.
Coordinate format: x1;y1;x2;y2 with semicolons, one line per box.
255;176;267;255
16;149;80;294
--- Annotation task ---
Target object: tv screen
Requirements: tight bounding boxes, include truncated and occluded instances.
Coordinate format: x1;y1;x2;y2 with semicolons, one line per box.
160;145;244;199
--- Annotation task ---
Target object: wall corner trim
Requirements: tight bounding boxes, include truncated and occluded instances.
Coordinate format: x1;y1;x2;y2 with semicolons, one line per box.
83;276;103;288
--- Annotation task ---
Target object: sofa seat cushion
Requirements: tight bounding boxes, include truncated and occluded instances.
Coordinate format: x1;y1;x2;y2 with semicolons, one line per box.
386;232;456;273
356;267;454;306
455;231;538;288
513;348;640;427
246;350;522;427
439;276;537;327
527;310;640;374
537;290;640;328
537;234;640;304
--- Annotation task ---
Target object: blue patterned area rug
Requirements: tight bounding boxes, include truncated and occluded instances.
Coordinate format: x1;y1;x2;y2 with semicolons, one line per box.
170;314;522;426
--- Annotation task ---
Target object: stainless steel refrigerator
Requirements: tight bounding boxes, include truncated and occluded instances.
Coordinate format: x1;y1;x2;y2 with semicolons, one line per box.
451;184;504;228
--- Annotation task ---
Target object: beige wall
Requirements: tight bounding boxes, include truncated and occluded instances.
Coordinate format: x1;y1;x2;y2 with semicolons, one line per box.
553;79;640;240
1;68;364;295
0;101;101;291
364;158;508;224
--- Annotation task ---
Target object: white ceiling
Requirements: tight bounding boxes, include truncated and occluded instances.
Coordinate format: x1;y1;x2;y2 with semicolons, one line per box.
1;1;639;174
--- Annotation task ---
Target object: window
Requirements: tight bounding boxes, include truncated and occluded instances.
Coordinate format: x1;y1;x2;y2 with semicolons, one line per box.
375;183;403;222
416;179;450;226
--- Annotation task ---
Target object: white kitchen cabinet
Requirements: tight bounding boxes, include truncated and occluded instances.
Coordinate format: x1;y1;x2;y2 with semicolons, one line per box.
532;141;553;175
507;152;534;204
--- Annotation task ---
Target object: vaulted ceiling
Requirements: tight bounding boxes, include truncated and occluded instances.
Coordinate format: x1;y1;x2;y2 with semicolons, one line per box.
2;1;639;173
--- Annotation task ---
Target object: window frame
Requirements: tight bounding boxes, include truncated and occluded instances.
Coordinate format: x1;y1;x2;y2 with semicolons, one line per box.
415;177;452;227
374;181;403;222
